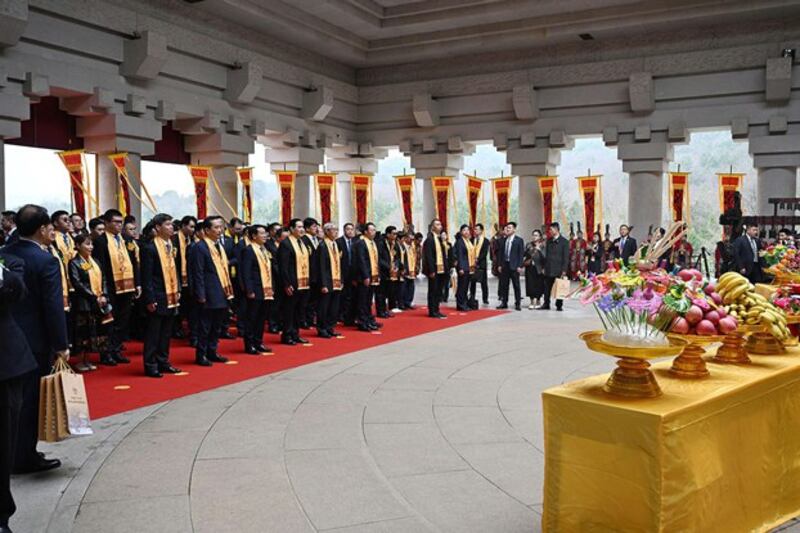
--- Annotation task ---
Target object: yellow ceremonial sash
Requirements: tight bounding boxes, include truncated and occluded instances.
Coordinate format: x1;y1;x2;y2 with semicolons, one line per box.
55;232;75;264
434;236;444;274
325;238;342;290
250;243;274;300
50;246;70;311
177;231;188;287
404;243;417;279
288;235;310;290
85;257;103;297
366;238;379;285
106;232;135;294
204;237;234;300
154;237;180;308
475;235;485;258
464;238;477;274
387;241;399;281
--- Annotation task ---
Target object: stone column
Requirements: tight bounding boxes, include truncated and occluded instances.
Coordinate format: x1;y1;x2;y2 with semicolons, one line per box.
748;133;800;215
616;139;673;242
264;146;324;220
326;142;386;228
409;149;465;232
505;140;565;239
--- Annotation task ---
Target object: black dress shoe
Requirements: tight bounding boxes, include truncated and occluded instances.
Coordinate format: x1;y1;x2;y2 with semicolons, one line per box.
539;305;551;310
435;313;447;319
514;303;522;311
145;370;163;378
556;307;563;312
329;330;341;337
483;300;489;305
189;339;198;348
367;323;379;330
13;456;61;475
172;330;186;339
372;321;384;329
196;357;212;366
496;303;508;309
268;326;280;334
244;347;261;355
282;338;297;345
159;365;182;374
256;344;272;353
219;331;235;340
99;357;117;367
207;353;229;363
296;337;309;344
113;354;131;364
358;325;372;332
317;330;332;339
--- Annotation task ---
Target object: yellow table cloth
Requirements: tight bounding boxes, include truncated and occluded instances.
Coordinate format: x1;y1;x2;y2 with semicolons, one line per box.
542;350;800;532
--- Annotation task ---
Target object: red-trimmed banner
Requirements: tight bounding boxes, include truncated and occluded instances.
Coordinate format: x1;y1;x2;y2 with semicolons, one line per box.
537;176;558;228
577;175;603;240
465;175;485;228
394;175;414;227
315;173;336;224
109;153;132;216
275;171;297;227
351;173;373;226
57;149;88;219
718;173;744;215
189;166;212;219
669;172;690;223
432;176;454;232
236;167;254;223
491;177;513;228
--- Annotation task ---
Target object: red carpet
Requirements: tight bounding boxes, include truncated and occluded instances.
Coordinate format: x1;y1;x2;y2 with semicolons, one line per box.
84;306;505;419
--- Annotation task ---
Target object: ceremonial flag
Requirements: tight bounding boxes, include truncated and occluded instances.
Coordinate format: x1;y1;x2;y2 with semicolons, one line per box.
431;177;455;233
275;170;296;227
189;166;212;219
577;175;603;240
315;173;336;224
465;175;485;228
491;177;513;228
537;176;558;227
109;153;158;216
394;174;414;227
236;167;253;223
351;173;373;226
668;172;690;222
57;149;90;219
718;173;744;215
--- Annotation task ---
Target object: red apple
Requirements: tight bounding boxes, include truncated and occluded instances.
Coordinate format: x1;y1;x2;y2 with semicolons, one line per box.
705;310;720;325
670;316;690;334
717;307;727;318
685;305;703;325
704;283;716;295
710;292;723;305
696;319;717;336
718;316;737;334
678;270;694;282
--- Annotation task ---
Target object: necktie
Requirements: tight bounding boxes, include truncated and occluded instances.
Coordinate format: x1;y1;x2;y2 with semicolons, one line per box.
215;242;221;254
506;238;512;261
63;234;69;247
750;238;757;262
346;239;351;258
166;242;172;255
115;234;121;247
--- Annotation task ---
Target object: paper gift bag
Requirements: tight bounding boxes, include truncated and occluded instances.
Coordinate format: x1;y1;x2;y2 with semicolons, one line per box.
38;372;68;443
60;370;93;436
551;277;571;300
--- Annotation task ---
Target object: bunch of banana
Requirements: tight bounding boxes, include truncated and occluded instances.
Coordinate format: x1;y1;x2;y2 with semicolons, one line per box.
718;272;790;340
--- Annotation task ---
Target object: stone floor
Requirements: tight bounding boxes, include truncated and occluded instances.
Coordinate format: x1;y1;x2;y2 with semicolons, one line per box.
9;282;800;532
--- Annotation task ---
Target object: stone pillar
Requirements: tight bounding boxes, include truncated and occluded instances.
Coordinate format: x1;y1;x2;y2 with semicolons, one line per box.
409;148;466;232
616;139;673;242
326;142;386;228
505;141;564;239
264;145;324;220
748;133;800;215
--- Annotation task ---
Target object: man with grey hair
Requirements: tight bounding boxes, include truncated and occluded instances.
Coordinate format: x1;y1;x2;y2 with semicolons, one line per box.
314;222;343;338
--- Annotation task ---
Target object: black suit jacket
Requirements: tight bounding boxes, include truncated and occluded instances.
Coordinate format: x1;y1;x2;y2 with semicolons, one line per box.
172;233;192;288
352;238;377;282
92;232;140;296
140;240;179;316
733;234;764;275
1;240;69;366
189;240;230;310
314;240;342;291
544;235;570;277
278;237;310;291
378;238;402;279
336;236;356;282
453;236;472;273
422;233;448;276
68;255;109;313
498;235;525;271
474;237;490;270
0;254;38;382
613;236;638;263
240;244;274;300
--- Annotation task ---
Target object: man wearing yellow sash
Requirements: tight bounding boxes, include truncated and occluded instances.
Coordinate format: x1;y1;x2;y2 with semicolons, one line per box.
314;223;343;339
92;209;140;366
51;210;76;264
376;225;403;318
453;224;477;312
301;217;321;330
399;231;418;310
278;218;311;345
172;216;197;340
240;224;274;355
352;222;383;332
422;219;448;319
189;216;233;366
469;223;491;307
140;214;182;378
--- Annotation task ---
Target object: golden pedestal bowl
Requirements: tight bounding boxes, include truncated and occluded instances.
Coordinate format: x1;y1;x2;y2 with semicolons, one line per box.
741;323;787;355
668;334;724;378
580;331;688;398
712;326;752;365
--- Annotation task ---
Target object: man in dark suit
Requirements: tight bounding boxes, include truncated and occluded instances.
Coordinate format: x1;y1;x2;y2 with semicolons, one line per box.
497;222;525;310
0;254;38;532
266;223;283;334
239;224;274;355
613;224;638;265
172;216;196;340
352;223;382;331
376;226;402;318
279;218;312;345
300;217;321;329
733;224;765;283
541;222;570;311
422;219;448;319
469;223;490;307
189;216;233;366
315;223;343;338
92;209;140;366
453;224;475;312
1;205;68;475
140;214;182;378
0;212;17;248
336;222;357;326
